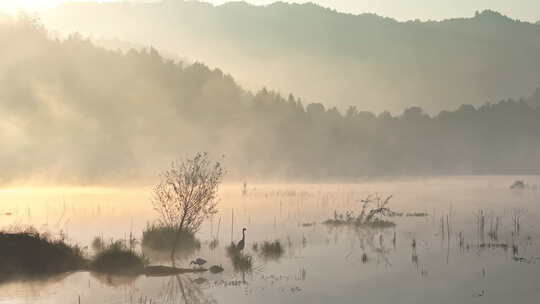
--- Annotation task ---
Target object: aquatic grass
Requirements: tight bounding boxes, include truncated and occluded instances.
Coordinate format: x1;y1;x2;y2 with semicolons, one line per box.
209;265;224;274
323;194;396;229
231;253;253;272
323;216;396;229
91;241;148;275
361;253;368;264
91;235;106;253
209;238;219;250
226;243;253;272
142;224;201;252
477;243;509;250
510;180;526;189
259;240;284;261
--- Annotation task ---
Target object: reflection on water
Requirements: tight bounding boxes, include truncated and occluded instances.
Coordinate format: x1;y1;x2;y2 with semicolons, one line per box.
1;176;540;303
159;275;216;304
90;272;138;287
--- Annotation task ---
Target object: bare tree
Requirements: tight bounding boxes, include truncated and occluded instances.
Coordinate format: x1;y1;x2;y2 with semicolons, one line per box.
152;153;225;264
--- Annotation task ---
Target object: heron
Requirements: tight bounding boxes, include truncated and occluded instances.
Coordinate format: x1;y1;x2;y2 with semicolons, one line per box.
236;228;247;251
190;257;207;268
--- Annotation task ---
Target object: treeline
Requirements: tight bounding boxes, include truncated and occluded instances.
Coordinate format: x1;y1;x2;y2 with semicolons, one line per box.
42;1;540;113
1;19;539;184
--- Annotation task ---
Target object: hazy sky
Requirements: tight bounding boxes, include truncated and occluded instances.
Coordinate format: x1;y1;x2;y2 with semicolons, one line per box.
1;0;539;22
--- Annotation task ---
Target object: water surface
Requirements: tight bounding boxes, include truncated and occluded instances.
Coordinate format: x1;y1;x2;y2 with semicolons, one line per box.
1;176;539;304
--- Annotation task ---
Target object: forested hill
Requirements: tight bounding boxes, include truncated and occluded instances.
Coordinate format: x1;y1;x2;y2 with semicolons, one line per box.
1;19;540;184
41;1;540;113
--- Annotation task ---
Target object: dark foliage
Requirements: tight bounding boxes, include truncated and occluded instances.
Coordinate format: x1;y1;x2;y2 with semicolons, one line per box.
324;195;396;228
510;180;526;189
209;264;224;274
91;241;147;275
91;236;105;253
42;3;540;113
0;231;86;276
142;224;201;252
259;240;284;261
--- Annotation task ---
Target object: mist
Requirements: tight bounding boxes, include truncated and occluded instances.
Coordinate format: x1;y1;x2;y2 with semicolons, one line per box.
1;16;540;185
38;0;540;114
3;3;540;304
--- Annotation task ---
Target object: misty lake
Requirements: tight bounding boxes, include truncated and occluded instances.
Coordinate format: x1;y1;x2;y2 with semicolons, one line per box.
1;176;540;304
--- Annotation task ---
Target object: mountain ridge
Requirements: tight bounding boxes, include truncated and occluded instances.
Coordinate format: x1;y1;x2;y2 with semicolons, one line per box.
2;18;540;184
41;1;540;113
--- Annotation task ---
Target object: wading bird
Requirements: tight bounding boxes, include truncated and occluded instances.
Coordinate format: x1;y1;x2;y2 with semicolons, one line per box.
190;257;207;268
236;228;247;251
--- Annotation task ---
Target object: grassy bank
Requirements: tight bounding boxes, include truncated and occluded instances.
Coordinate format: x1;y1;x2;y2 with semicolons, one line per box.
0;229;86;278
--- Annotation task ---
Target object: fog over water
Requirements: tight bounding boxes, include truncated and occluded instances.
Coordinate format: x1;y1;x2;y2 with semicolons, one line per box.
1;177;540;303
1;2;540;303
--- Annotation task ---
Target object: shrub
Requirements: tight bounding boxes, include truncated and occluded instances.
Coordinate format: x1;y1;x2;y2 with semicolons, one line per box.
142;224;201;251
0;229;86;276
91;241;147;275
323;194;396;228
91;236;106;253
